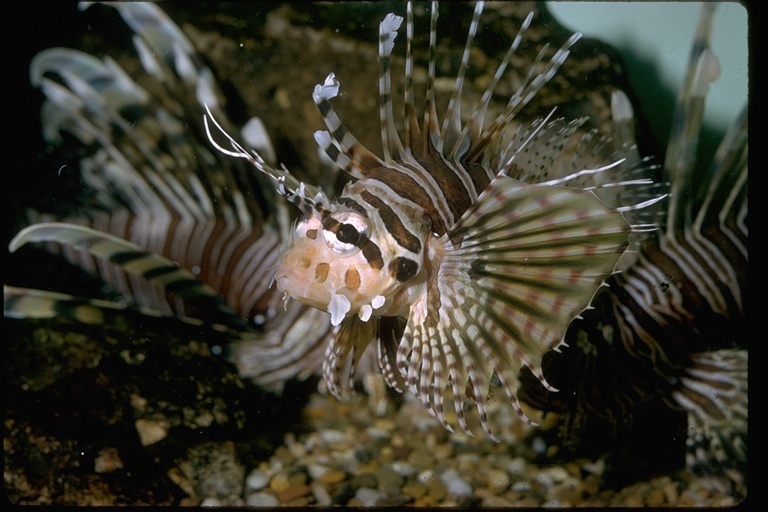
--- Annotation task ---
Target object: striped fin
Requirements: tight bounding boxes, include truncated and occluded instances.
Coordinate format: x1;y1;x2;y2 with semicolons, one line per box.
229;302;333;392
10;223;251;332
4;286;134;325
398;176;631;439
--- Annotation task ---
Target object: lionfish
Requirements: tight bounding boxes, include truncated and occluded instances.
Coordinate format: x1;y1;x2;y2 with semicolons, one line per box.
7;0;746;473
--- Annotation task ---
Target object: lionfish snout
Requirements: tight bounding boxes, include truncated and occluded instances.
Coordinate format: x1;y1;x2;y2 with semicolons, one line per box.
274;207;401;327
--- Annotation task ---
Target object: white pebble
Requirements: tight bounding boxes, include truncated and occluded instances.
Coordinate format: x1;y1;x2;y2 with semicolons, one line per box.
506;457;528;476
307;463;330;480
311;483;332;507
355;487;384;506
390;462;417;477
245;469;270;491
440;468;473;497
418;469;435;483
531;436;548;455
246;492;280;507
320;429;347;443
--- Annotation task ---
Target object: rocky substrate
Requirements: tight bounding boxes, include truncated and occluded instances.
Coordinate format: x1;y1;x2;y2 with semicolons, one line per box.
4;317;747;506
189;385;747;508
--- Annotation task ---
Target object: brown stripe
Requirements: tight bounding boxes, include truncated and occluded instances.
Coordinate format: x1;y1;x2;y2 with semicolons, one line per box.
360;190;422;253
409;150;474;222
368;166;447;234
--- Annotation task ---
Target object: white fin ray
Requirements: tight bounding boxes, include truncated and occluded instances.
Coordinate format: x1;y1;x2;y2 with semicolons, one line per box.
439;1;485;157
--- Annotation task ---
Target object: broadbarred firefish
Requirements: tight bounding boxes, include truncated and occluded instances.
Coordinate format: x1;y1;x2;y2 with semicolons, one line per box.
202;1;665;440
7;0;745;473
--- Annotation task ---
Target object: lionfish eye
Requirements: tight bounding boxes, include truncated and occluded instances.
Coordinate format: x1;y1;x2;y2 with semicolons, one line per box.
323;211;368;256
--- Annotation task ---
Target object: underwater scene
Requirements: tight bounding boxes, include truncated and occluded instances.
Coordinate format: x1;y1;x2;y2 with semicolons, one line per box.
7;1;747;506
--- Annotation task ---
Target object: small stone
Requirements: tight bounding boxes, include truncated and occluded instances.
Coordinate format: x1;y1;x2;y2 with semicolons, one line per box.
246;492;279;507
135;418;170;446
269;473;290;493
246;469;270;490
320;469;346;485
441;468;473;497
307;463;329;480
94;447;123;473
646;486;666;506
424;474;448;501
352;487;384;506
311;482;332;506
379;446;395;464
531;436;547;455
663;481;679;504
375;466;404;493
390;461;417;477
349;472;378;490
402;481;428;499
507;457;528;476
486;468;510;493
276;483;311;504
407;447;436;471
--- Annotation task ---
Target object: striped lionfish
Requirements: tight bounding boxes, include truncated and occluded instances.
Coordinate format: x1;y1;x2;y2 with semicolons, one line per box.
8;0;746;472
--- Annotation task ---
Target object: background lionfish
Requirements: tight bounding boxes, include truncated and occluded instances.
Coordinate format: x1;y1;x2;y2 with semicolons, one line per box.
7;0;746;487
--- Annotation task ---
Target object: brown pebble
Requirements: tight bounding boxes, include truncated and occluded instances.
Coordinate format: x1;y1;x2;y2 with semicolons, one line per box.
277;484;312;504
646;486;666;506
663;481;679;504
402;481;427;499
270;474;290;493
320;470;347;485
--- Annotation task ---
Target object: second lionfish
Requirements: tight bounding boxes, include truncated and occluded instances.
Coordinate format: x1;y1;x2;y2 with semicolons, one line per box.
9;1;746;470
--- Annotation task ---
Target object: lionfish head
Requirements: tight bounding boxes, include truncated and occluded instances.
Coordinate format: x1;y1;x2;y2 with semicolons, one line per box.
275;178;430;327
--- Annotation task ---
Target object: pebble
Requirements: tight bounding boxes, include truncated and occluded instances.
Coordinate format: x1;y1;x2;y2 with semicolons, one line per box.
245;469;270;490
276;483;311;504
246;492;279;507
486;468;510;493
375;466;404;493
134;418;170;446
440;468;473;497
352;487;384;506
319;469;346;485
311;482;332;506
269;473;290;493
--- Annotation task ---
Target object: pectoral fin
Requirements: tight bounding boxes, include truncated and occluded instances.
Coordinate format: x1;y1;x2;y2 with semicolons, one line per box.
399;175;631;439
